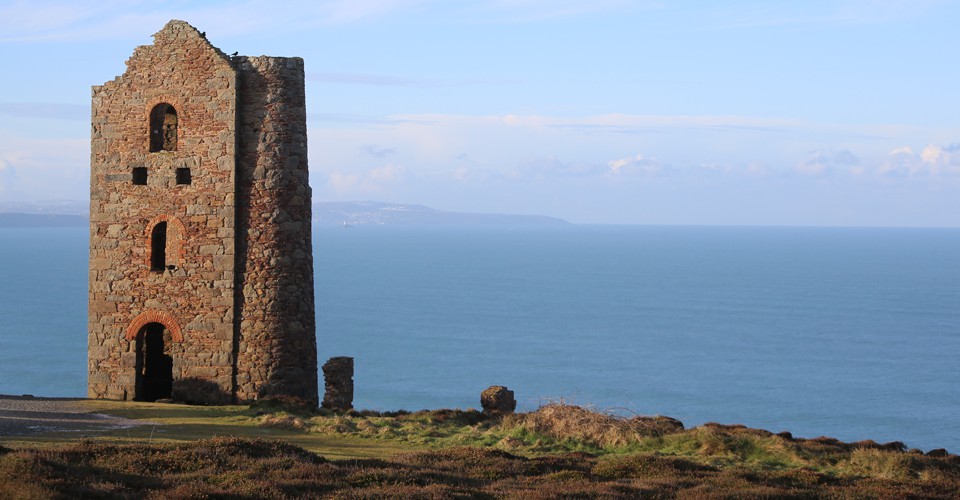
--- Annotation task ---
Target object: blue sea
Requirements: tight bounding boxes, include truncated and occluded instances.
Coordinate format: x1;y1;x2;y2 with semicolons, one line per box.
1;224;958;452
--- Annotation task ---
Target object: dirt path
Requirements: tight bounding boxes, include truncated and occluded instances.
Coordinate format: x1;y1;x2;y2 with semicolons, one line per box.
0;395;151;437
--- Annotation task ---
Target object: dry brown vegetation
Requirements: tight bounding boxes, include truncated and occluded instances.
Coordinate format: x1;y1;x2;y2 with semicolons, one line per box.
3;403;959;498
2;435;959;498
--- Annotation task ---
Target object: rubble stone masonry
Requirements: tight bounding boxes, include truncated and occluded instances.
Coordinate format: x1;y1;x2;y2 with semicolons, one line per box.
88;20;317;405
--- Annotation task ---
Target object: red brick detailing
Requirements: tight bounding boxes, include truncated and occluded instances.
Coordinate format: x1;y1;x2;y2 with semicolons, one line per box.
145;96;185;154
89;20;316;405
125;310;184;342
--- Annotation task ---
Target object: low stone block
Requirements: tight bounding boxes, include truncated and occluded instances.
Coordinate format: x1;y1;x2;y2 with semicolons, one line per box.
481;386;517;417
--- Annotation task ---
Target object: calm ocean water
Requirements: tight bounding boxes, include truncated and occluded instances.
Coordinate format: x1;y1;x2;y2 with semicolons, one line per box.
0;224;958;451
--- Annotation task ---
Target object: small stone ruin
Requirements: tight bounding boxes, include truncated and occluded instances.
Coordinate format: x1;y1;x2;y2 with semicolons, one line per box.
321;357;354;411
480;385;517;416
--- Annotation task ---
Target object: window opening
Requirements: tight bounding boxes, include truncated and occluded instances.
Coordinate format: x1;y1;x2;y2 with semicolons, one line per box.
151;222;167;272
149;103;178;152
132;167;147;185
176;168;192;185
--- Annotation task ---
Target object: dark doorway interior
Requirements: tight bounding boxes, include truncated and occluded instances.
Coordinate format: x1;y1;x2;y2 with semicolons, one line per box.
135;323;173;402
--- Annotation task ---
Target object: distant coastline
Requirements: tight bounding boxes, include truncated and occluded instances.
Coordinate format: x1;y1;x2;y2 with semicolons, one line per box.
0;200;570;228
312;201;569;227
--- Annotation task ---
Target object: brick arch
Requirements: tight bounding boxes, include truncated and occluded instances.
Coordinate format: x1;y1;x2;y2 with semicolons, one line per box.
145;215;187;270
125;309;183;342
145;96;186;153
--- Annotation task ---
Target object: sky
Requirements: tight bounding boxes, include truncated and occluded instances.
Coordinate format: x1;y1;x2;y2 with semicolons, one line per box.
1;0;959;226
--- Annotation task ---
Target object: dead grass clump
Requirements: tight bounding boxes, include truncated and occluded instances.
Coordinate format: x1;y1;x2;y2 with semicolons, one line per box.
846;448;921;481
509;404;680;449
497;436;525;449
701;422;769;435
259;413;307;430
355;418;380;434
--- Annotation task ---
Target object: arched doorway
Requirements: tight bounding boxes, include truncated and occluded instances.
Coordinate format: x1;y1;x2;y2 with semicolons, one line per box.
135;322;173;401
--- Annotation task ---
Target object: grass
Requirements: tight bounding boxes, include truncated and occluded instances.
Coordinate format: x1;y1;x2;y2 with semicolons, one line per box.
2;401;959;497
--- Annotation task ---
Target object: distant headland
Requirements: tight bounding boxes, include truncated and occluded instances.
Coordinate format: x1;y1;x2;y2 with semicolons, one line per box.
0;200;570;228
313;201;570;226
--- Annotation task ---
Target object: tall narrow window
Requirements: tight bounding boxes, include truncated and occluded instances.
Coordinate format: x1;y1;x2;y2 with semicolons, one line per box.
151;222;167;272
149;103;177;152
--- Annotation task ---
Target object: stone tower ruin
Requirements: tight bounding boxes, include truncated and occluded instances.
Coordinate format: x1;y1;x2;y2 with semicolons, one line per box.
88;20;317;405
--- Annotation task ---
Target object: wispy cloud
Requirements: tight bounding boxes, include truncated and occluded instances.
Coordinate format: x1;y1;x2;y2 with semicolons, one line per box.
360;145;397;158
0;0;427;42
795;150;862;176
0;136;87;201
1;0;649;43
326;163;407;194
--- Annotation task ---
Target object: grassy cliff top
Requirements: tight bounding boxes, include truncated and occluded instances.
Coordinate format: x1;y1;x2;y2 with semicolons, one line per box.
2;400;957;497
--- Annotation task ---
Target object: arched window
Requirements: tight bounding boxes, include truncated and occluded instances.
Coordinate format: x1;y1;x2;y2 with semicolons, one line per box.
146;216;184;273
149;103;178;152
151;221;167;272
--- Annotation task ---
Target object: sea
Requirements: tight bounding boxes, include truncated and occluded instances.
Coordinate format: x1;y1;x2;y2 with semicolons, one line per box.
0;224;958;452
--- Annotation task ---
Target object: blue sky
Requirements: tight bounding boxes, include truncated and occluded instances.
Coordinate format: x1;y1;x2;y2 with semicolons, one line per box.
1;0;959;225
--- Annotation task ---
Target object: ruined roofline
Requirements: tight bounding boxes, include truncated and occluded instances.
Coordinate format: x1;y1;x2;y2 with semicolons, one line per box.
94;19;232;90
94;19;305;92
153;20;233;64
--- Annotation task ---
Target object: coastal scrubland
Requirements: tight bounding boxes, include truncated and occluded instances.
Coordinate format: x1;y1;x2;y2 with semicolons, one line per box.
1;400;958;498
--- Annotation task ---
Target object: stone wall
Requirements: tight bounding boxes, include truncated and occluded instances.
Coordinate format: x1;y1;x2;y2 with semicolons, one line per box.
88;20;316;405
234;56;317;406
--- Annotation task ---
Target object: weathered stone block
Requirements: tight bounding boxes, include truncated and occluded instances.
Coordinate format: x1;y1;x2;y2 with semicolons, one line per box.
480;386;517;417
321;357;353;412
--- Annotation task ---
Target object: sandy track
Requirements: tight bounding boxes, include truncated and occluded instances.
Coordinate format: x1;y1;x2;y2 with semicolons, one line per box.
0;395;150;437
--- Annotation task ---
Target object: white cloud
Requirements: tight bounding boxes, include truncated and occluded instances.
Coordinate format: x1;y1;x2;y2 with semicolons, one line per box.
328;171;361;192
360;145;397;158
0;136;87;201
325;163;406;194
607;154;663;177
920;144;943;164
369;163;405;182
794;150;861;176
874;144;960;178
